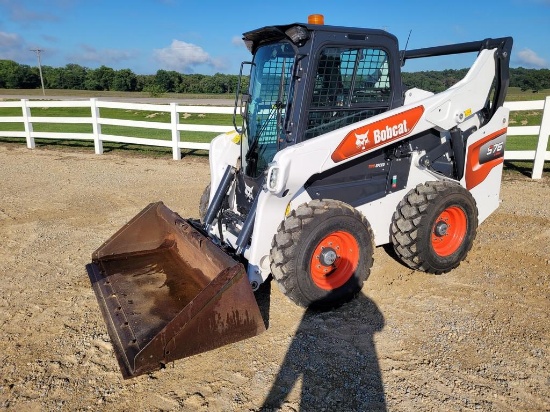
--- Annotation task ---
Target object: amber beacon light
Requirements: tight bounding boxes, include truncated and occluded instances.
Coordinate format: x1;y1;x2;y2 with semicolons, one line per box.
308;14;325;25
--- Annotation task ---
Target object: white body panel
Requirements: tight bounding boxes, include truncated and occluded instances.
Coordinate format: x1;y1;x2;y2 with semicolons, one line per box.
208;48;509;285
208;130;241;205
462;106;510;223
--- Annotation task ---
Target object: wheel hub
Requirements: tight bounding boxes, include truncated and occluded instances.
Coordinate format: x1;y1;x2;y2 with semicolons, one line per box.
319;247;338;266
310;231;360;291
431;206;468;257
434;221;449;237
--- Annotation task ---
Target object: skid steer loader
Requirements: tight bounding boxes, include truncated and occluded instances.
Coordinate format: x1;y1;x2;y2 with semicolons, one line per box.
87;14;513;378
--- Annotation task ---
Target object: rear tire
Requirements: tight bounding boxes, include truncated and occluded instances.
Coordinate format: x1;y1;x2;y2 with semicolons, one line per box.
390;181;478;273
270;199;374;309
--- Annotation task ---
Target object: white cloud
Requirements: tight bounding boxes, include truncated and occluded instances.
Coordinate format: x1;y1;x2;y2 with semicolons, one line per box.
0;31;21;48
67;44;137;66
0;31;33;62
232;36;245;47
517;48;548;68
153;39;225;73
0;0;58;23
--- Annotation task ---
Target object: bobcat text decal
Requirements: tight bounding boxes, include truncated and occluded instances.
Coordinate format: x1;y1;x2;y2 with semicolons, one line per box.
331;106;424;162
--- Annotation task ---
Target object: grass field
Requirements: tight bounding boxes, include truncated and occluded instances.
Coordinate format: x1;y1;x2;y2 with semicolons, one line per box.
0;88;233;100
0;88;548;166
0;103;232;156
0;86;548;101
502;87;550;102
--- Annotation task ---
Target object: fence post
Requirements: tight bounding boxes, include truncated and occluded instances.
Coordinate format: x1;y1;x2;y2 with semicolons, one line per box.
21;99;34;149
90;98;103;154
170;102;181;160
531;96;550;179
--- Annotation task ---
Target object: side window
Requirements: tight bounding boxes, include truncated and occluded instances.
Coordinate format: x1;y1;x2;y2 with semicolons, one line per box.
305;46;391;140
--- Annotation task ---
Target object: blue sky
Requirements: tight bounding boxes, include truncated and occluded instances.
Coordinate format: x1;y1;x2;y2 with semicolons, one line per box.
1;0;549;75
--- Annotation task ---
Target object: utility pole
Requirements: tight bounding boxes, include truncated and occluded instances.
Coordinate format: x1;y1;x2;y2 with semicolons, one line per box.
30;48;46;96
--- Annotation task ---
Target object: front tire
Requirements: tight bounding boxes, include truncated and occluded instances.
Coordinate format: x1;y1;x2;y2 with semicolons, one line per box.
390;181;478;273
270;199;374;309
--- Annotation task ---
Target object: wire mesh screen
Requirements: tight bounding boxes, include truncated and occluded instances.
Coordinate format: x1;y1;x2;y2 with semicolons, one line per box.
253;57;294;146
305;108;386;140
244;52;295;177
306;47;391;140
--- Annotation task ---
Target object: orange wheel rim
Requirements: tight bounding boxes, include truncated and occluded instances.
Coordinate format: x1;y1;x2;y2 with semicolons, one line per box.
309;231;359;290
431;206;467;256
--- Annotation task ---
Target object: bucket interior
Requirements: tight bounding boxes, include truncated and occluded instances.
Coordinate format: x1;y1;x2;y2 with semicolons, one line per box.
87;202;266;378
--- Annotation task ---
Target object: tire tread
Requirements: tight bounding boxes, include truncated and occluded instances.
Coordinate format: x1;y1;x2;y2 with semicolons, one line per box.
390;181;478;274
271;199;373;308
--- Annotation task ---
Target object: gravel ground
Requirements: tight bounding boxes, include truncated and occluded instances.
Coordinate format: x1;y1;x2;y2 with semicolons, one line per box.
0;143;548;411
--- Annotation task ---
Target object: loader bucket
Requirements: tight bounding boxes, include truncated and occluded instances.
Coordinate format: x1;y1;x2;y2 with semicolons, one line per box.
86;202;266;379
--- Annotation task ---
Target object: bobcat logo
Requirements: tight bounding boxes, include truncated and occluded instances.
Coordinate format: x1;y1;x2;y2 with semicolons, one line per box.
244;183;254;202
355;131;370;150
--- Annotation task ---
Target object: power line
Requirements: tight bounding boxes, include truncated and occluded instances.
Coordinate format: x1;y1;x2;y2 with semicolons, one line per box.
30;48;46;96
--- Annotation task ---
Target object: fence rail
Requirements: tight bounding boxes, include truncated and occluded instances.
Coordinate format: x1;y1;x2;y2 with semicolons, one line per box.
0;97;549;178
0;98;235;160
504;97;550;178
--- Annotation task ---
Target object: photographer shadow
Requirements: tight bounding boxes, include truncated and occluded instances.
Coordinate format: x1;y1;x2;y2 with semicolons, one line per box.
260;287;386;411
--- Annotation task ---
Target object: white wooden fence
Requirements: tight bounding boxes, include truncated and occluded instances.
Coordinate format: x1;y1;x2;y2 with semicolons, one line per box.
504;97;550;179
0;97;549;178
0;98;234;160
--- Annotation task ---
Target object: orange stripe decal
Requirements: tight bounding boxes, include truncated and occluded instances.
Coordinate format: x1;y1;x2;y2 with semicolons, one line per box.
331;106;424;163
465;128;507;190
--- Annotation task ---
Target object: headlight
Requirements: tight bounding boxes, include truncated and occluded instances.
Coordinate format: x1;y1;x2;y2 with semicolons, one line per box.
284;25;309;46
268;166;279;190
266;164;286;194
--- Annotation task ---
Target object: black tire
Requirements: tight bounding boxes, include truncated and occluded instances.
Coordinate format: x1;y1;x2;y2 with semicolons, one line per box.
270;199;374;309
390;181;478;274
198;183;211;223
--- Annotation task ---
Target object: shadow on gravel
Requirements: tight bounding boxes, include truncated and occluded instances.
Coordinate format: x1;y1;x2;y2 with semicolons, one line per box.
260;287;386;411
503;160;550;178
382;243;410;270
254;277;272;330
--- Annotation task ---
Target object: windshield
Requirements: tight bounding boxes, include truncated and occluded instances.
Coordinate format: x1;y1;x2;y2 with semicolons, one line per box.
242;42;295;178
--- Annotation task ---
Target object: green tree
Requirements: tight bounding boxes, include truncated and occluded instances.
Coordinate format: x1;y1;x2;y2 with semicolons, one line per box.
3;58;547;95
155;69;182;93
136;74;155;92
112;69;137;91
0;60;39;88
63;63;87;89
143;84;165;97
42;66;64;89
85;65;115;90
183;74;206;93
